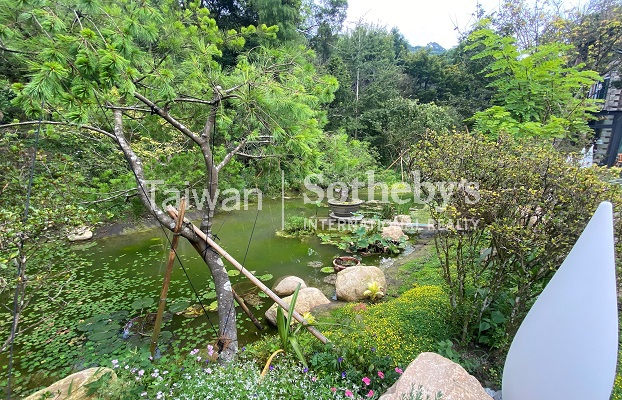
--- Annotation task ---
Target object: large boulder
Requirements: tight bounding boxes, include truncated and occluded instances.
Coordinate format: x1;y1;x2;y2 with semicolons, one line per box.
273;276;307;296
265;287;331;326
68;227;93;242
24;368;116;400
335;265;386;302
382;226;406;242
380;353;493;400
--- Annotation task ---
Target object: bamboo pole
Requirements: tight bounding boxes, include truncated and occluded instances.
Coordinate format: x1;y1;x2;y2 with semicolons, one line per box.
150;198;187;358
166;206;329;345
232;290;264;331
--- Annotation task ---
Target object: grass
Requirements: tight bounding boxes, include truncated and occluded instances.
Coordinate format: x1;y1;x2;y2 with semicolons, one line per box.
391;242;445;296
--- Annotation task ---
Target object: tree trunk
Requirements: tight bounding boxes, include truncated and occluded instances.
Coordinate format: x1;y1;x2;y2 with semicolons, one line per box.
193;240;238;362
112;108;238;362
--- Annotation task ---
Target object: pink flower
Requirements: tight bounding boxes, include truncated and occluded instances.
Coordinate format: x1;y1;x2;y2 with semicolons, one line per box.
377;371;384;379
367;390;374;397
311;376;317;382
345;390;353;397
395;367;403;374
330;387;337;392
362;377;371;385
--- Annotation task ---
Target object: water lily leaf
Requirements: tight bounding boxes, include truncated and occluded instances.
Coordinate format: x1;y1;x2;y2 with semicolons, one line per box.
320;267;334;273
168;301;191;314
109;311;129;321
159;331;173;343
227;269;240;277
89;330;118;341
131;297;154;310
206;300;218;312
84;314;109;324
257;274;273;281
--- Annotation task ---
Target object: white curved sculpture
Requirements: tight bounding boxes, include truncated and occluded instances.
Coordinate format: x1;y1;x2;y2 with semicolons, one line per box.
503;201;618;400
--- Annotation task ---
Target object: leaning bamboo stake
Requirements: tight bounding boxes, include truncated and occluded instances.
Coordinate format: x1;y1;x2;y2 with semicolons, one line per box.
232;290;264;331
184;239;265;332
166;206;329;345
150;198;187;358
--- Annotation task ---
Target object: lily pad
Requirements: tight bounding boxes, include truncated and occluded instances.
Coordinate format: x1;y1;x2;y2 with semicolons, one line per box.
89;330;118;341
320;267;335;273
227;269;240;277
159;331;173;343
169;301;191;314
131;297;155;310
257;274;273;281
206;300;218;312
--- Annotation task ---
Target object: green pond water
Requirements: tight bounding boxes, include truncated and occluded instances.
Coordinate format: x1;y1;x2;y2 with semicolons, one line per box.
78;198;364;346
2;197;415;395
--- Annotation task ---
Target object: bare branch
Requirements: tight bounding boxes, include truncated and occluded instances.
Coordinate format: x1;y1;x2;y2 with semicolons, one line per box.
0;121;115;140
174;97;219;106
217;138;248;171
133;92;204;146
78;188;137;205
236;153;280;159
105;105;152;113
111;109;199;242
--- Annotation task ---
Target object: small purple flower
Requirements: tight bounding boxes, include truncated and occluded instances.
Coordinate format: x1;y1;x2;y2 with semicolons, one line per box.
371;347;376;352
137;369;144;377
341;371;346;378
269;365;274;371
207;344;214;357
242;346;246;352
303;367;309;373
190;348;199;356
111;359;119;368
338;357;344;363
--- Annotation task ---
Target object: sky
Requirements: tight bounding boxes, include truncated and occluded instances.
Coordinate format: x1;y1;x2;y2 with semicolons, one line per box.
345;0;585;49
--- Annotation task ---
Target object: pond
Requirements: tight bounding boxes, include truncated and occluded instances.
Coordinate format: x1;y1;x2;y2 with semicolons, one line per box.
79;198;372;347
1;197;416;396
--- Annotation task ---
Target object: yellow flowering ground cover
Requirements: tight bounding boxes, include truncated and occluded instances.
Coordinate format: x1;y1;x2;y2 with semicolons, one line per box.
328;285;451;365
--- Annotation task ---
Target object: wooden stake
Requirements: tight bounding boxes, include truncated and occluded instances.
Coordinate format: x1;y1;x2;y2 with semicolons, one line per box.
166;206;329;345
232;289;264;331
150;198;187;358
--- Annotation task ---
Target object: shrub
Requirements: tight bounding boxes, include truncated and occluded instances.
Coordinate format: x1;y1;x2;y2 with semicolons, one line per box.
411;131;622;348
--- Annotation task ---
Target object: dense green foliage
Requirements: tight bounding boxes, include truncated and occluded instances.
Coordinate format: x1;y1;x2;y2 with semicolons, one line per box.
468;26;601;140
412;131;622;348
